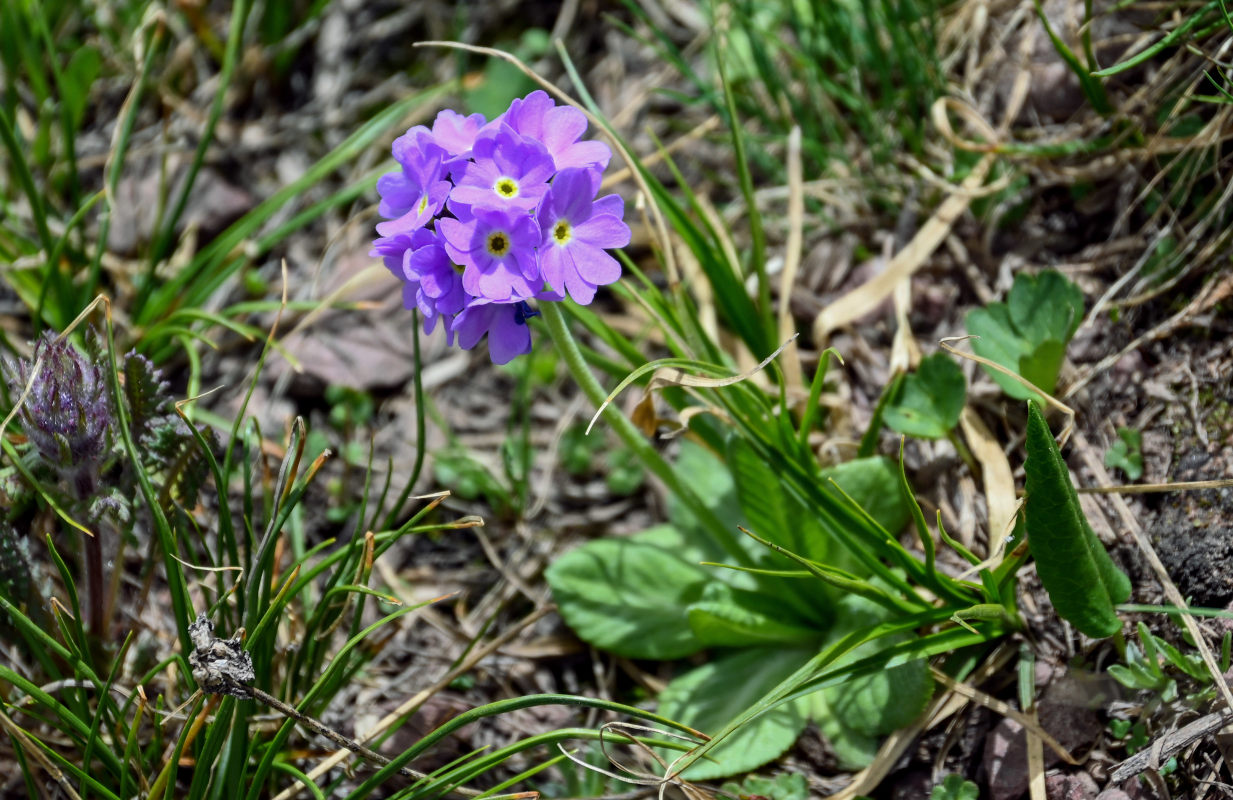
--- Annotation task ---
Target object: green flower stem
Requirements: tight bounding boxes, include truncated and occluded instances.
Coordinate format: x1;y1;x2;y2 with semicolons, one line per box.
539;301;753;566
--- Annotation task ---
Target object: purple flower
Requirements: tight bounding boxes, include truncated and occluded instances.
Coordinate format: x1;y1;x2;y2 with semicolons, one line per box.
371;230;467;340
405;229;468;331
438;206;542;302
375;128;452;237
448;124;555;213
370;231;416;280
502;90;612;172
451;300;538;365
430;109;488;157
536;168;630;304
8;332;113;498
370;92;631;365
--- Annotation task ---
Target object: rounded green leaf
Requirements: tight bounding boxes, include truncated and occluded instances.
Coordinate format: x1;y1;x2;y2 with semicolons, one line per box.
658;646;815;779
965;269;1084;400
884;352;967;439
822;456;912;537
546;537;709;659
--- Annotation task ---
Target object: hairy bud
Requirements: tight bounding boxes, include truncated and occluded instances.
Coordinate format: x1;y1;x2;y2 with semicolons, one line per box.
9;332;113;498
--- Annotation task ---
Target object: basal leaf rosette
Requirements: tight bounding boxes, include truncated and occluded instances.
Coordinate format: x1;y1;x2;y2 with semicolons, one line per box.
371;92;630;364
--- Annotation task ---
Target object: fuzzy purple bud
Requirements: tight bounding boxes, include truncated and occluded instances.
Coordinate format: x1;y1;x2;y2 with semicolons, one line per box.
8;333;113;497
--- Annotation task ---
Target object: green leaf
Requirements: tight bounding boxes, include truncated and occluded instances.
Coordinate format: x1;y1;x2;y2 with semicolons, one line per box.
1017;339;1068;400
545;536;709;659
1104;427;1144;481
1009;270;1085;343
605;447;645;495
721;773;809;800
806;593;934;767
62;46;102;130
728;435;829;563
884;353;966;439
668;439;746;536
686;582;822;647
822;457;912;537
1024;402;1130;638
965;270;1083;400
931;774;980;800
657;646;815;779
813;703;880;770
663;440;764;583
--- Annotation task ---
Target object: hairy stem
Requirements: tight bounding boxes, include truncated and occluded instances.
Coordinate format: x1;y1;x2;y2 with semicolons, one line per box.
72;468;107;641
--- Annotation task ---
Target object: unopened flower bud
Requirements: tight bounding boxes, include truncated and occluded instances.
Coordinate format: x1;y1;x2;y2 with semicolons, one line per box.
8;332;113;497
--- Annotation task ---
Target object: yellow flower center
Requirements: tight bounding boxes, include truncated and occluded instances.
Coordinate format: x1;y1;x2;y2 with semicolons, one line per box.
552;220;572;246
417;194;430;215
486;231;511;257
495;177;520;199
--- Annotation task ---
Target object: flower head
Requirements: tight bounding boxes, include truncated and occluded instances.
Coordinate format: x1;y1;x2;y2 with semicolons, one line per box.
536;168;630;304
430;109;488;158
451;300;538;365
370;91;629;364
8;332;113;497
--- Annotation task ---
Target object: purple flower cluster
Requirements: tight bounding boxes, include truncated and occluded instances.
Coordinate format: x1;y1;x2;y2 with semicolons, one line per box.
371;91;630;364
7;332;112;499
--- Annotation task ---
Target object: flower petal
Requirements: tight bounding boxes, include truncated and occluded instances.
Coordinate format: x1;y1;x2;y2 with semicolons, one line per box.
539;244;566;293
563;260;598;306
569;242;622;287
548;168;596;223
487;305;533;365
575;214;631;249
436;217;475;265
592;193;624;219
555;139;611;172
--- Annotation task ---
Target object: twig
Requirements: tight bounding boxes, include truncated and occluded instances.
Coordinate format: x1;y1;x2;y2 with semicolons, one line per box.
1111;709;1233;783
242;685;435;785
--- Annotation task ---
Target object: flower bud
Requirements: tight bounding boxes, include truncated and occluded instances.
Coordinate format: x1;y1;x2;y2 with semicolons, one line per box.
8;332;113;497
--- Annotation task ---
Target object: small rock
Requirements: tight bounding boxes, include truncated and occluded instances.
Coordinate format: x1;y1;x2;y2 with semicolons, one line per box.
1046;770;1098;800
985;718;1029;800
1095;789;1133;800
985;699;1102;800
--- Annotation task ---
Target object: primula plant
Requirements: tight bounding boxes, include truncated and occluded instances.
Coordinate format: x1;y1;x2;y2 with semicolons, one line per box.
371;90;631;364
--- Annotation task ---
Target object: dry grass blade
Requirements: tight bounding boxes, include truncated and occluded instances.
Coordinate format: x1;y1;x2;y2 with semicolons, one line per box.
812;15;1036;343
555;721;701;793
1111;709;1233;782
958;406;1018;561
1066;272;1233;399
930;668;1078;765
585;334;798;435
0;706;84;800
811;147;996;344
778;125;805;393
1027;724;1046;800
